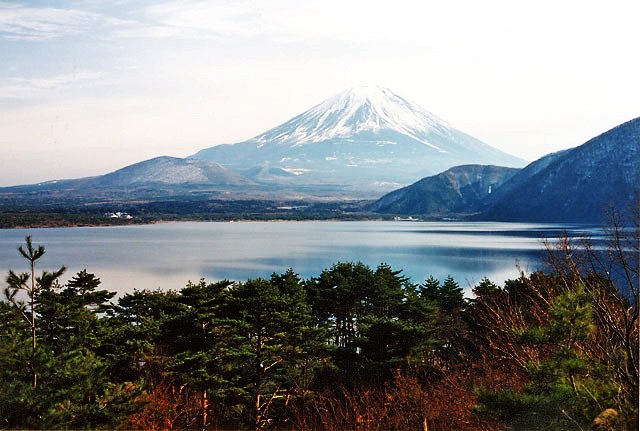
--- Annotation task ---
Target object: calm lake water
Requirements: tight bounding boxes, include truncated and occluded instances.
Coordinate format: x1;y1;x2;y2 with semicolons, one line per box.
0;221;602;296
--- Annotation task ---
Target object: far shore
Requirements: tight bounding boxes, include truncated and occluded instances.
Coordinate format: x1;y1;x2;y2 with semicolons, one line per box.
0;214;401;230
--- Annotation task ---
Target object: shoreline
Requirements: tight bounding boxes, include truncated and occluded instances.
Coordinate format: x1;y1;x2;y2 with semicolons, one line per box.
0;215;395;230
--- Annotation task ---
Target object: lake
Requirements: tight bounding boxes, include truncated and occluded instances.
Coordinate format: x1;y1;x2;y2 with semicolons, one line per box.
0;221;602;296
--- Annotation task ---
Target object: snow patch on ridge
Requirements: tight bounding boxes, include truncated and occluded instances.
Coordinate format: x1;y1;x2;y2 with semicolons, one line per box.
281;167;311;176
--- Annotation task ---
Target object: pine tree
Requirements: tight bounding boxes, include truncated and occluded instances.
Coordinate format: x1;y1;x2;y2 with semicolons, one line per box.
3;236;65;389
227;273;325;429
171;279;235;429
418;275;467;355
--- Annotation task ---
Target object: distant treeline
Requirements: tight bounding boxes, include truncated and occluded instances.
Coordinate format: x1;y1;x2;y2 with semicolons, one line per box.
0;212;142;229
0;198;382;228
0;214;637;430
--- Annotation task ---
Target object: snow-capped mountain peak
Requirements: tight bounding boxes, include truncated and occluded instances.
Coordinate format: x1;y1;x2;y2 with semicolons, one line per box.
191;85;527;193
252;85;451;150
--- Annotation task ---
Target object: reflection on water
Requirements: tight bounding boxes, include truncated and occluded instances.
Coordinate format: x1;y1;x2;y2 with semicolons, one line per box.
0;221;602;296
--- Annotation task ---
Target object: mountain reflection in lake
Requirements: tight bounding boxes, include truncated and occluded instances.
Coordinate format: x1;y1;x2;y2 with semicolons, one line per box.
0;221;603;296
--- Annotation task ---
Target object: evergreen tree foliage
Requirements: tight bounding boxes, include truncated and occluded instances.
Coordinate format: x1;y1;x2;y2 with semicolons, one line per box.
103;288;183;383
225;273;326;428
306;262;438;386
3;236;66;390
1;239;131;428
419;275;467;356
170;279;236;428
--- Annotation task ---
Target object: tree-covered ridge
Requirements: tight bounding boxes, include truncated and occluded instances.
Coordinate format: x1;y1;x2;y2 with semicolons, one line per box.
0;216;637;430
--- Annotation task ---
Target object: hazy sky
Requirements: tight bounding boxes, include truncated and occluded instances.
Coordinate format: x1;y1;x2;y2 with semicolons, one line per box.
1;0;639;186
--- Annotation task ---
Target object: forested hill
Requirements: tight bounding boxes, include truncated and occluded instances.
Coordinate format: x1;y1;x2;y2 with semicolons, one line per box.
1;228;637;430
481;117;640;221
368;164;518;216
370;117;640;222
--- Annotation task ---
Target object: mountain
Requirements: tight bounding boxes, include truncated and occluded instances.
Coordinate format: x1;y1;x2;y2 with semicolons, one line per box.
370;117;640;222
478;149;571;207
1;86;526;203
480;117;640;222
0;157;256;204
84;156;252;187
192;85;526;193
369;165;519;216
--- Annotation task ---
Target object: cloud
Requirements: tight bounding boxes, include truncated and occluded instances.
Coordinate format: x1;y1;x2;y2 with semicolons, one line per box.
110;1;273;41
0;71;104;100
0;1;128;41
0;1;251;43
113;0;436;48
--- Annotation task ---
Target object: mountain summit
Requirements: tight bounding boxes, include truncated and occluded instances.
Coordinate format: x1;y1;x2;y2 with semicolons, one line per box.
2;86;527;202
192;86;526;194
251;85;454;149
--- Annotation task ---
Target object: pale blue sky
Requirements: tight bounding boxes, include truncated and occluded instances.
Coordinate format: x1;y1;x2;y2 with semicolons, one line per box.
1;0;639;186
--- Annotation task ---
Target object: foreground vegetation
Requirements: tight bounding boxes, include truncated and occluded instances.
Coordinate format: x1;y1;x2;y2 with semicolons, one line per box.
0;214;637;430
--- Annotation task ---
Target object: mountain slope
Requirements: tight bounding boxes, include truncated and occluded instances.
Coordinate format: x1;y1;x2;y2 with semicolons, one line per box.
481;117;640;222
0;157;257;204
369;165;519;216
477;149;571;210
192;86;526;192
86;156;252;187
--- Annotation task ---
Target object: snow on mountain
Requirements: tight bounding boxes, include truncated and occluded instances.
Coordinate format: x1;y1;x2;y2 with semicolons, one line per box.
2;87;529;201
368;117;640;221
252;85;451;151
192;85;527;195
89;156;252;187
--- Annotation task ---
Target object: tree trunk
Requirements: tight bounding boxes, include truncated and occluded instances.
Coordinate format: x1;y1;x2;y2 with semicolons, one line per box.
202;389;208;429
31;260;37;389
255;392;261;431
